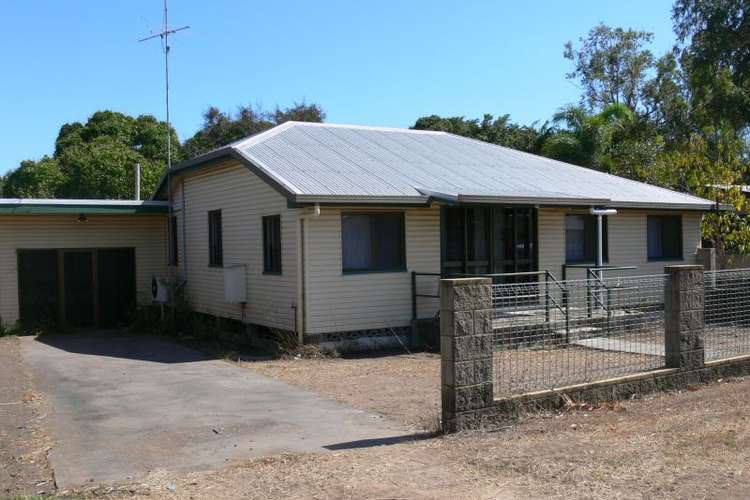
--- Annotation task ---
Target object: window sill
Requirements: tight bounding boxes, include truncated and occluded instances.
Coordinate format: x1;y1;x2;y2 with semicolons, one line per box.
647;257;684;262
208;264;223;269
342;268;408;275
263;270;282;276
564;260;610;265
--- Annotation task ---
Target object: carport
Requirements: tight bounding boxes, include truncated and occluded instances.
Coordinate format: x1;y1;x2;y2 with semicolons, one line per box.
0;199;169;329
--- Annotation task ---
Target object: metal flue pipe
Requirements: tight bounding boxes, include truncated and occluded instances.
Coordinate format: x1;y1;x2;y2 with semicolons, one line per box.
134;163;141;201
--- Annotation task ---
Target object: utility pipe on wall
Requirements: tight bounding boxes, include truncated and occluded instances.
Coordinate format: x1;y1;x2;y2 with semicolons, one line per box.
589;207;618;278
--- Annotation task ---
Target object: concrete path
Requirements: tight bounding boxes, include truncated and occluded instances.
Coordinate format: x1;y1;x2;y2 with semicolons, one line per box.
573;337;665;356
20;333;409;489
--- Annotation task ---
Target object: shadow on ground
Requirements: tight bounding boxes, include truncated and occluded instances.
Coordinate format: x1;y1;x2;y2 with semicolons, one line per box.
34;330;209;364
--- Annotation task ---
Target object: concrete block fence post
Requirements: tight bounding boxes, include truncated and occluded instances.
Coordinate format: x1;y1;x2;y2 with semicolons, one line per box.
664;265;705;371
440;277;494;432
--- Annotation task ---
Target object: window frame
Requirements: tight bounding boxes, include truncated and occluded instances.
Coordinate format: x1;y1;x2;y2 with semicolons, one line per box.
262;214;282;274
168;215;179;266
341;212;406;274
208;209;223;268
564;214;609;264
647;215;683;261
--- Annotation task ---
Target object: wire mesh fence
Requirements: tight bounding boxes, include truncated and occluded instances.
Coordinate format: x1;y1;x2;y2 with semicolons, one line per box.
704;269;750;362
492;274;667;398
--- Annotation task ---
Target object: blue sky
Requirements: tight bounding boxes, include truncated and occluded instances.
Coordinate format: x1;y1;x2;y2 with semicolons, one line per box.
0;1;677;174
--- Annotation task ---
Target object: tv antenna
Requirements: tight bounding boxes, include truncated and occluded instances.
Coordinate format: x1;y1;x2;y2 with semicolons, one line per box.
139;0;189;305
138;0;189;175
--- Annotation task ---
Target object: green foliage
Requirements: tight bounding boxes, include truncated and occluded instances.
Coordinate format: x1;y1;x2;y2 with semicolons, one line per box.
411;113;548;153
653;130;750;254
183;102;325;159
2;157;65;198
673;0;750;130
2;111;180;199
564;24;656;113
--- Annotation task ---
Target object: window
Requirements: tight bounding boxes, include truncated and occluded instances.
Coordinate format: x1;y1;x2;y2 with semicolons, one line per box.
208;210;223;267
168;215;179;266
647;215;682;260
342;213;405;273
263;215;282;274
565;214;608;263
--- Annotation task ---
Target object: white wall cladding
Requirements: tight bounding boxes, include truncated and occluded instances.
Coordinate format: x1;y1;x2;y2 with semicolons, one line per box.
0;214;166;326
303;206;440;334
538;208;703;280
173;160;299;331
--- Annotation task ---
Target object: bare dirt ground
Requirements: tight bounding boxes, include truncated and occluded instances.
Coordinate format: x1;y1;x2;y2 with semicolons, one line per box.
242;353;443;430
7;342;750;499
0;336;54;497
66;374;750;499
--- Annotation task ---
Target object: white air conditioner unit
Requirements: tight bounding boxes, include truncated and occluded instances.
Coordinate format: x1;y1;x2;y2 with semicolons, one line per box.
224;265;247;304
151;275;171;304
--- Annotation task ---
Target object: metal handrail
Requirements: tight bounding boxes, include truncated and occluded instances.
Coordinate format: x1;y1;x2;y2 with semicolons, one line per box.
583;266;638;322
411;272;442;322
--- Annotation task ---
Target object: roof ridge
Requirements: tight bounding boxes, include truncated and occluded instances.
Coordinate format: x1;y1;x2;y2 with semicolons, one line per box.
278;121;447;135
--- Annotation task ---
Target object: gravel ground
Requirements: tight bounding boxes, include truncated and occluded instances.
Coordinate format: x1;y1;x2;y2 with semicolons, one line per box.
0;336;54;497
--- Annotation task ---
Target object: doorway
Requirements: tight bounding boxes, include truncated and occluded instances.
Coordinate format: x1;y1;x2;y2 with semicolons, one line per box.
17;248;137;329
440;206;538;281
63;251;95;327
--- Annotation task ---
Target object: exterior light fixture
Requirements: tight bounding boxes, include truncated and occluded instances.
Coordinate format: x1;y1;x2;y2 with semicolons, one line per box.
77;213;88;223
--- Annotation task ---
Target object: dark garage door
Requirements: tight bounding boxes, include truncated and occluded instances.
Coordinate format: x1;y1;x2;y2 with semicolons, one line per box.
18;248;136;329
18;250;59;328
98;248;136;327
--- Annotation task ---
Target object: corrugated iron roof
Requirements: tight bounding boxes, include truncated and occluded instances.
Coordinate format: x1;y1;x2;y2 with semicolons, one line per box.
167;121;718;210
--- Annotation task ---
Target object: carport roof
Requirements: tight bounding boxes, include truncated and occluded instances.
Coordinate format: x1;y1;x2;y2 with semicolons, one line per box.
155;121;721;211
0;199;169;215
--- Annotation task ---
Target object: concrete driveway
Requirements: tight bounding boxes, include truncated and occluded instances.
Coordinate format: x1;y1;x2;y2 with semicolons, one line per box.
20;333;409;489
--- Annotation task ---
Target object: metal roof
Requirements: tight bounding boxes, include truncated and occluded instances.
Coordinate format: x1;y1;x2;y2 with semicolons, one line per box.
162;121;718;210
0;199;169;215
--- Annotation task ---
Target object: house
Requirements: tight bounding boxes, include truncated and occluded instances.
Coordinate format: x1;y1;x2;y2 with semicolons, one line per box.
146;121;716;348
0;121;719;345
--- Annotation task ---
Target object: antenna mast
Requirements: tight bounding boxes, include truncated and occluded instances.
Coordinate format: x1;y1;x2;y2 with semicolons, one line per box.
139;0;189;301
139;0;189;174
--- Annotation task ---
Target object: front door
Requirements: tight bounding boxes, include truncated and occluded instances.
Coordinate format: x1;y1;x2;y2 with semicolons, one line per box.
63;251;95;327
440;206;537;281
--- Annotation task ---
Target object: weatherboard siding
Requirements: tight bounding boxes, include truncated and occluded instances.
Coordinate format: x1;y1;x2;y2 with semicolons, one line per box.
304;207;441;334
173;160;299;331
0;214;166;327
537;208;703;279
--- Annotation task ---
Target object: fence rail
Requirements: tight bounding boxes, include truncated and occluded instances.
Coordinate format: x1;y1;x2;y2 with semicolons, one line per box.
704;268;750;361
492;274;667;398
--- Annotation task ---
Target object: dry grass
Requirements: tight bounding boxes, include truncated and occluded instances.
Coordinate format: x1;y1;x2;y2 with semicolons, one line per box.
0;336;54;498
240;352;441;430
493;345;664;397
65;375;750;499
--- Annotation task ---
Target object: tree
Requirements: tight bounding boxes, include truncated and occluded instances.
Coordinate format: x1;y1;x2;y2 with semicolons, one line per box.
564;24;656;113
2;157;65;198
653;129;750;255
183;102;325;159
673;0;750;131
540;102;663;179
411;114;547;153
2;111;179;199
